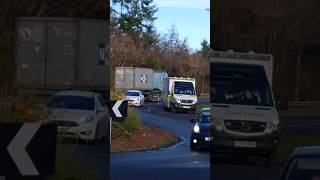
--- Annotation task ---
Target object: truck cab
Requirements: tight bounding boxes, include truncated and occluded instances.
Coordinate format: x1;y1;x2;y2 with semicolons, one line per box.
162;77;198;113
210;50;279;163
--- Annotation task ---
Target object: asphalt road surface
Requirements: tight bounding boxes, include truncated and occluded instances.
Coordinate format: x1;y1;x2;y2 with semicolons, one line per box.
110;99;210;180
110;99;320;180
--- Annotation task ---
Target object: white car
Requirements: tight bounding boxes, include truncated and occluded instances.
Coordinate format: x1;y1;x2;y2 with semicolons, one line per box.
42;90;108;142
125;90;145;107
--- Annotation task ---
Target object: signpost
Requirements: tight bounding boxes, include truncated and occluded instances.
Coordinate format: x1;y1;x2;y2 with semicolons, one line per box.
108;100;128;145
0;123;57;179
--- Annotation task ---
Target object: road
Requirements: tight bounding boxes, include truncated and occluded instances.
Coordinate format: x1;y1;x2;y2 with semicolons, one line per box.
110;99;320;180
110;99;210;180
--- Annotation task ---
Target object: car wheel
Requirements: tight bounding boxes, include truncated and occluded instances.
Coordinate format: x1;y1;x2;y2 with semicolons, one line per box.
190;143;197;151
92;124;100;144
170;104;176;113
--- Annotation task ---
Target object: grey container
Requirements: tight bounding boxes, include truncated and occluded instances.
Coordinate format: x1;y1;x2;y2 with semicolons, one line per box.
16;17;109;95
115;67;153;90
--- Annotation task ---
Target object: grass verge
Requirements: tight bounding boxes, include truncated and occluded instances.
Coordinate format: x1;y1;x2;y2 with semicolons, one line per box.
111;107;142;139
111;107;178;152
45;143;98;180
111;125;178;152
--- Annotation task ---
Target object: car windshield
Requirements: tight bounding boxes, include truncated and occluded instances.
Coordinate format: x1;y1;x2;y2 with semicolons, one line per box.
198;111;210;123
286;157;320;180
126;92;140;96
47;95;95;110
211;63;274;107
174;81;195;95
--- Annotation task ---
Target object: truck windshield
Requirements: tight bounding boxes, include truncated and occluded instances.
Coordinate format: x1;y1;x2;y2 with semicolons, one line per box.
174;81;195;95
211;63;274;107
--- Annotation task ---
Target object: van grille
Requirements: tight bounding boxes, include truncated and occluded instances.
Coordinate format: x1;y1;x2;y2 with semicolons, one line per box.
224;120;266;133
181;99;193;103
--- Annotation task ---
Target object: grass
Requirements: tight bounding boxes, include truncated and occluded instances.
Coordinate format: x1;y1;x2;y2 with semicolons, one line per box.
274;132;320;164
111;107;142;139
45;143;98;180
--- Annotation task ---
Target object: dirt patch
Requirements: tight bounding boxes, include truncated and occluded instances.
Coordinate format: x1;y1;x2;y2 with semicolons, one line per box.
111;125;179;153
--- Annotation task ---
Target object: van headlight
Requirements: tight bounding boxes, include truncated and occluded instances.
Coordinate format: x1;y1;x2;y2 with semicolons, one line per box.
174;99;181;103
271;119;279;130
194;99;198;103
193;124;200;133
212;120;223;132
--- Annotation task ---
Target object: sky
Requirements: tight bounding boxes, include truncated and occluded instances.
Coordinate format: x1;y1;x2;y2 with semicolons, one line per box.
154;0;210;51
111;0;210;52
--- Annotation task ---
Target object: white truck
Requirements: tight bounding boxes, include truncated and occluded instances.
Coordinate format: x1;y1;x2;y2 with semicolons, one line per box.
162;77;198;113
209;50;279;164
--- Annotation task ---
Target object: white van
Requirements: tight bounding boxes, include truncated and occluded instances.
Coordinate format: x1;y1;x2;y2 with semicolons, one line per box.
210;50;279;163
162;77;198;113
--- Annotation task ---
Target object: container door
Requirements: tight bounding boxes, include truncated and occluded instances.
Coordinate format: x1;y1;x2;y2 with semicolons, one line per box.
124;68;134;89
115;68;125;89
16;20;46;85
46;21;76;86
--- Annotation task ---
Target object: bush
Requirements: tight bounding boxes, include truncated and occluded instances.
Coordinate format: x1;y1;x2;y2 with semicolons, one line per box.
111;108;142;139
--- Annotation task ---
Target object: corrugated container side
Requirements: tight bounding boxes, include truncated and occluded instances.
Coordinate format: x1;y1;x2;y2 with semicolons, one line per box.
46;20;77;86
16;19;47;85
153;71;168;91
78;19;108;87
134;68;153;90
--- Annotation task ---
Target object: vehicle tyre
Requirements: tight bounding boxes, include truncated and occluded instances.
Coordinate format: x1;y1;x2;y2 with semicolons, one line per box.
190;143;197;151
170;105;176;113
92;124;100;144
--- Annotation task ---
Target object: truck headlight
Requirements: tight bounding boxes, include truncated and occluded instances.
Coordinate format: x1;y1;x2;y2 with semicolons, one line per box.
193;124;200;133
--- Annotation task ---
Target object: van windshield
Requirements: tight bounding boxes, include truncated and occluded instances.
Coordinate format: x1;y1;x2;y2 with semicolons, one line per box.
174;81;195;95
211;63;274;107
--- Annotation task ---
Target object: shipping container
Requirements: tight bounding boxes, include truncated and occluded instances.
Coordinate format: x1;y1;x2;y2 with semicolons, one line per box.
115;67;153;90
153;70;168;91
16;17;109;97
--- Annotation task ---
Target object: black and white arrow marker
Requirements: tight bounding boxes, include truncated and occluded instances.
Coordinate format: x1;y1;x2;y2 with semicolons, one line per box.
7;123;40;176
109;100;128;119
0;123;56;177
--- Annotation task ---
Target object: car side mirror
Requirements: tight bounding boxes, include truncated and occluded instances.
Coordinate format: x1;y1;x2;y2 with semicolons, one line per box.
276;100;288;111
190;118;196;123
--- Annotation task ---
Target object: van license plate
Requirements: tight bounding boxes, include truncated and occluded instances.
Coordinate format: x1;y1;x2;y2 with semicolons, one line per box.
205;137;211;141
234;141;256;148
182;106;190;109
